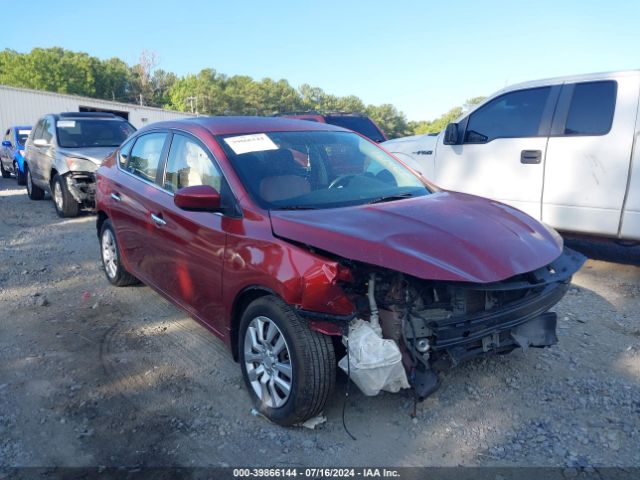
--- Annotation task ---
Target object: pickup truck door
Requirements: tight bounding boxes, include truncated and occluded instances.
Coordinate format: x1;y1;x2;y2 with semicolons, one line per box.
433;86;559;220
543;76;640;237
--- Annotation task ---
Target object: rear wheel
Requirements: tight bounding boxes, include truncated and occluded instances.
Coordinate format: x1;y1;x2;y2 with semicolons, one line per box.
0;162;10;178
15;162;26;185
99;219;138;287
26;166;45;200
52;174;79;217
239;296;335;426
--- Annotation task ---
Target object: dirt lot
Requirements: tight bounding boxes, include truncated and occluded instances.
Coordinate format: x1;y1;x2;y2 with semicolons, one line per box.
1;176;639;469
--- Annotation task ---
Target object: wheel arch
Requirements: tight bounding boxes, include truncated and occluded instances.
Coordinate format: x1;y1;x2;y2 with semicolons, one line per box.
229;286;279;361
96;210;108;237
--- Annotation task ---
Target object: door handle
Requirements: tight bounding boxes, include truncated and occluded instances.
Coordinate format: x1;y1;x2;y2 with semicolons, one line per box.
521;150;542;164
151;213;166;226
110;193;121;202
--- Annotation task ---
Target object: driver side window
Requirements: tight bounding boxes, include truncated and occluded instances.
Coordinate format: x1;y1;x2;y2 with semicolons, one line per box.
163;134;222;193
464;87;551;143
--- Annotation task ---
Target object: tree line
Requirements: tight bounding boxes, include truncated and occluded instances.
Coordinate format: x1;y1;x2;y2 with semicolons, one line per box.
0;47;483;139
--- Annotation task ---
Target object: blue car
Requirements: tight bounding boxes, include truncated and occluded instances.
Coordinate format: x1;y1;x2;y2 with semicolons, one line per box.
1;125;32;185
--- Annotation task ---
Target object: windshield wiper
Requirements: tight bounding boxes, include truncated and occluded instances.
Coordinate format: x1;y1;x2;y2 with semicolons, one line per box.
367;192;414;204
276;205;318;210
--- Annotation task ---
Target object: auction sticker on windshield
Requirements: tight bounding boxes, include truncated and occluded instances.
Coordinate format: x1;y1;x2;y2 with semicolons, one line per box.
56;120;76;128
224;133;278;155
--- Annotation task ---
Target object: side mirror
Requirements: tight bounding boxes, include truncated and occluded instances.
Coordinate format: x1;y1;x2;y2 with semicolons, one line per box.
1;140;11;147
443;123;460;145
174;185;221;212
33;139;49;147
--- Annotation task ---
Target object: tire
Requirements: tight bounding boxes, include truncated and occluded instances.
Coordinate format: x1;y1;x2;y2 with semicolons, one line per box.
0;161;10;178
99;219;139;287
239;295;335;426
15;162;26;185
51;173;80;218
26;165;45;200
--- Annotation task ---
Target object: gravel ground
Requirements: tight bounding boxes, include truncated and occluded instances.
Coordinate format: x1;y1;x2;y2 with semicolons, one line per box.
1;176;639;469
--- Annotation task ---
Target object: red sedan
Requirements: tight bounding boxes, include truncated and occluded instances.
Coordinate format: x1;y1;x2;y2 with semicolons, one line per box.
95;117;584;425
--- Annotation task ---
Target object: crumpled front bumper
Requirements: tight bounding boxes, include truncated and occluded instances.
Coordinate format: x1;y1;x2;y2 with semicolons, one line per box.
65;172;96;207
430;248;586;368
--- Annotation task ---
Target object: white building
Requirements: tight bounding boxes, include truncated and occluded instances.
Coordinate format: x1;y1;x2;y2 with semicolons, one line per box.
0;85;194;129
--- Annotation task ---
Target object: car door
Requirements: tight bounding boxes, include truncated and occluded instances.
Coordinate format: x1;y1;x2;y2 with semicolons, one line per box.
30;117;56;186
434;86;559;220
543;77;640;236
25;120;44;178
0;129;11;170
108;131;170;281
149;132;228;334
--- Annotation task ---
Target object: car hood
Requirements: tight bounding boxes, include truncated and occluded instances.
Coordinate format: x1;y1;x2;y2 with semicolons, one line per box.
269;191;564;283
58;147;117;166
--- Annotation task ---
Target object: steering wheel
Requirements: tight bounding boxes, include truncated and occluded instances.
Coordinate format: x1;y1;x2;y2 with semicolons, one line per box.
328;174;358;189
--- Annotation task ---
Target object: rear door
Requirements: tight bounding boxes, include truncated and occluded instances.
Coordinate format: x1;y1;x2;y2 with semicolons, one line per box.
434;86;559;220
542;76;640;236
149;132;228;333
108;131;170;280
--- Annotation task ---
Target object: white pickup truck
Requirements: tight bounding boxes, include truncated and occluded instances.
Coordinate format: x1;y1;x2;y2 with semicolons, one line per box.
383;70;640;241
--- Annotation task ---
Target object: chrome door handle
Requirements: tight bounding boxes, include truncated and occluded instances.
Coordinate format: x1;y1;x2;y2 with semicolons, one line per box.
151;213;166;226
110;193;121;202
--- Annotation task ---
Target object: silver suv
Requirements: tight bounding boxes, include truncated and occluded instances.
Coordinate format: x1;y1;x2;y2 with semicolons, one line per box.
24;112;136;217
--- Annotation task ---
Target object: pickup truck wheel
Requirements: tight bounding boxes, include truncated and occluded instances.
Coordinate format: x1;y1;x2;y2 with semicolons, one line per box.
26;166;45;200
99;219;139;287
52;174;79;218
239;296;335;426
14;162;26;185
0;162;10;178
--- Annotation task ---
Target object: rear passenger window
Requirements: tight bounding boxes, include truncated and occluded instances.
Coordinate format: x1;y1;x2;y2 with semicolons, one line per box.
564;81;616;136
464;87;551;143
163;134;222;193
126;133;167;183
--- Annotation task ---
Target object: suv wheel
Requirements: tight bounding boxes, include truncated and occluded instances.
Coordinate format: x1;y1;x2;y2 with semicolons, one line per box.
100;219;139;287
239;296;335;426
52;174;79;218
26;166;45;200
14;162;26;185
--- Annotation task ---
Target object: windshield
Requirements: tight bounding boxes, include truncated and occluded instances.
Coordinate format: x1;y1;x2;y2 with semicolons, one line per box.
220;131;429;210
325;116;386;142
56;119;136;148
17;129;31;147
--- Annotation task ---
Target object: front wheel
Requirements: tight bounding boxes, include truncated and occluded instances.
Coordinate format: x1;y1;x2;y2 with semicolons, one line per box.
52;174;79;217
239;296;335;426
26;166;45;200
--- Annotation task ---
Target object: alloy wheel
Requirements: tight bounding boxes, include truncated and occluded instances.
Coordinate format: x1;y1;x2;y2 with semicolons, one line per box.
101;229;118;279
243;316;293;408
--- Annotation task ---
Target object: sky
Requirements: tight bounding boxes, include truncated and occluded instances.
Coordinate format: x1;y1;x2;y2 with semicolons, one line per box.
2;0;639;121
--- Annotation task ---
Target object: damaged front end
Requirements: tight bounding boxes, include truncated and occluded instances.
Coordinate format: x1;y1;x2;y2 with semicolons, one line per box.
334;248;585;400
65;172;96;209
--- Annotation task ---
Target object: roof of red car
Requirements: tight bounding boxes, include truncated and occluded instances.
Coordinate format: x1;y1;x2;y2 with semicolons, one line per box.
140;116;347;136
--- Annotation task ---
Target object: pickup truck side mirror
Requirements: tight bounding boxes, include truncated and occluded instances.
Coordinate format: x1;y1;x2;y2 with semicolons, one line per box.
33;139;49;147
1;140;11;147
443;123;460;145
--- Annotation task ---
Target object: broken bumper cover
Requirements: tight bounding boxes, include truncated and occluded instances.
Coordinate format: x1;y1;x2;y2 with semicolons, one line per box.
432;248;585;366
65;172;96;206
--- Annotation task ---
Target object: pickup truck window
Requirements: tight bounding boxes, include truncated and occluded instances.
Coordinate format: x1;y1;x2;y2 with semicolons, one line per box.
464;87;551;143
564;81;616;136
